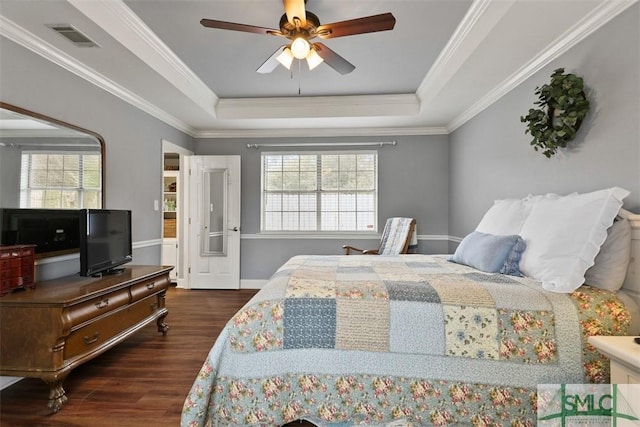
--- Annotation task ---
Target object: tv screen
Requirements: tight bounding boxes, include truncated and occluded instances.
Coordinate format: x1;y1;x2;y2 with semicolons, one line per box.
0;208;80;255
79;209;132;277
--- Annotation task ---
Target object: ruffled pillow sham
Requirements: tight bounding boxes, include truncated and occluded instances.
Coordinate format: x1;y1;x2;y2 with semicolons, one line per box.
471;187;630;293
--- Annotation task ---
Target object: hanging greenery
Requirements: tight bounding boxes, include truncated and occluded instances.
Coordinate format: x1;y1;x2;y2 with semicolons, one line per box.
520;68;590;158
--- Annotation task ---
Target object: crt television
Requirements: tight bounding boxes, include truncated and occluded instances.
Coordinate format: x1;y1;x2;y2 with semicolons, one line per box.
79;209;132;277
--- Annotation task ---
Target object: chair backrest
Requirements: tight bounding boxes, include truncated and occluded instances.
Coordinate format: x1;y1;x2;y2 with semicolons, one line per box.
378;217;417;255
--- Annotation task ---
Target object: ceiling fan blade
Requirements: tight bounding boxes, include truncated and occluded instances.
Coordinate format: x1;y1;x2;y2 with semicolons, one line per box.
283;0;306;27
313;42;355;75
256;46;286;73
200;18;281;36
316;12;396;39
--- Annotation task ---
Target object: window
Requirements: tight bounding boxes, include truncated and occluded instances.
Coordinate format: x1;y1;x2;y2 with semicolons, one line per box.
20;152;102;209
261;152;377;232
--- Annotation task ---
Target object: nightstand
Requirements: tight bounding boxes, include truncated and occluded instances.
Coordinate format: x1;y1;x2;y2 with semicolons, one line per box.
588;336;640;384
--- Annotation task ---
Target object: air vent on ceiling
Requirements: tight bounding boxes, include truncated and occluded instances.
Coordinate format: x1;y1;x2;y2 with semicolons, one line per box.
47;24;99;48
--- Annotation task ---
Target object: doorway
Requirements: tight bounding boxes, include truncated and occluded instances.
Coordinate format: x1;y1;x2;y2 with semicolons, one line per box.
161;140;192;288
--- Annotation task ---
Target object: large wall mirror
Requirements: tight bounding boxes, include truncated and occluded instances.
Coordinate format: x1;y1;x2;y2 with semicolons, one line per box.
0;102;104;209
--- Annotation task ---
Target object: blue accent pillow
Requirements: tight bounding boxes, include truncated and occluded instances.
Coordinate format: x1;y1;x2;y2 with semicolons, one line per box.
449;231;526;276
499;237;526;276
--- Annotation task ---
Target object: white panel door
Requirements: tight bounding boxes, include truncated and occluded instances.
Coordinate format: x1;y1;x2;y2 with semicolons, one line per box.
188;155;241;289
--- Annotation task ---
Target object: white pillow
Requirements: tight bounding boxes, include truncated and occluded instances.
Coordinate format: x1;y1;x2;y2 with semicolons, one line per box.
476;199;529;235
519;187;630;293
476;193;566;236
584;217;632;292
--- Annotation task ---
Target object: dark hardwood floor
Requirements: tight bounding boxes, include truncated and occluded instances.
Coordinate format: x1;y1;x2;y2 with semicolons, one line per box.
0;286;263;427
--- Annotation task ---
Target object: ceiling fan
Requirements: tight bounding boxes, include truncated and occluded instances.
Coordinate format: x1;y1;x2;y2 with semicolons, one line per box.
200;0;396;75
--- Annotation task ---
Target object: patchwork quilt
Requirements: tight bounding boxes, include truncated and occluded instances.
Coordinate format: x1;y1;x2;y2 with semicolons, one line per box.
182;255;631;427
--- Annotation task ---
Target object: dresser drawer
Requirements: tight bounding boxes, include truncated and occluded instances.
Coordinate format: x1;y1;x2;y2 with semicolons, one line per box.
127;293;164;322
0;258;22;270
65;289;130;327
1;276;33;288
130;275;170;302
64;294;162;360
1;263;33;279
0;280;11;295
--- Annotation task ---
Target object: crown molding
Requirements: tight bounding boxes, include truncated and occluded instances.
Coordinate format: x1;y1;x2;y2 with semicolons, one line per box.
416;0;514;106
67;0;218;120
0;16;197;136
446;0;638;132
194;125;448;139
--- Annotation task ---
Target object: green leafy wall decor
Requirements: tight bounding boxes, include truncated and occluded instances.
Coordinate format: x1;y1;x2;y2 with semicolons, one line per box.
520;68;590;158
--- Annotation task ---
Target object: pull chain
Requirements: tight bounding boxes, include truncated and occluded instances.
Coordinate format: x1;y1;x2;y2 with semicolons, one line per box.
298;59;302;95
287;59;303;95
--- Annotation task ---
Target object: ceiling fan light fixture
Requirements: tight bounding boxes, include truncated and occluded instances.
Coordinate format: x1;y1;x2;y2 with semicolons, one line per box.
201;7;395;76
290;37;310;59
306;48;324;70
276;47;294;69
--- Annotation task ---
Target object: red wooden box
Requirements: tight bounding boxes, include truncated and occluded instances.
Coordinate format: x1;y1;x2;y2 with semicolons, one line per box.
0;245;36;296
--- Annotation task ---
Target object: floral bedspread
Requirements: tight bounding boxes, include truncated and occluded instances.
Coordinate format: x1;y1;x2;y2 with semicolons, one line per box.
181;255;631;427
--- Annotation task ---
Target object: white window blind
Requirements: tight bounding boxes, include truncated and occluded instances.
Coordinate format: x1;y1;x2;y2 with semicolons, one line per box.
261;151;378;232
20;152;102;209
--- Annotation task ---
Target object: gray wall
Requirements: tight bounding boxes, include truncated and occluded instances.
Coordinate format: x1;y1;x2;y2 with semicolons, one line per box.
449;4;640;242
0;144;21;207
0;36;195;278
195;135;450;279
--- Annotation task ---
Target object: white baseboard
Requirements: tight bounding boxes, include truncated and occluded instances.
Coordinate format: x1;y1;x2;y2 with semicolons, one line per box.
241;279;268;290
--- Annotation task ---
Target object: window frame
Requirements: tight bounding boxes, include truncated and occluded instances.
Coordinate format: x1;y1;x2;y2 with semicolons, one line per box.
20;150;102;209
259;150;379;234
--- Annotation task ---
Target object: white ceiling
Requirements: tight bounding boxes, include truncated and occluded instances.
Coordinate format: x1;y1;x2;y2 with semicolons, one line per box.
0;0;635;138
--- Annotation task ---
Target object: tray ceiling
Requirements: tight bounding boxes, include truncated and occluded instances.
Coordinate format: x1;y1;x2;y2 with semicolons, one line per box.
0;0;634;137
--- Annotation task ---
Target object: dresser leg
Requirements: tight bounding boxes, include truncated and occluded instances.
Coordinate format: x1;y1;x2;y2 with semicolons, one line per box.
44;377;68;413
157;312;170;336
156;290;169;336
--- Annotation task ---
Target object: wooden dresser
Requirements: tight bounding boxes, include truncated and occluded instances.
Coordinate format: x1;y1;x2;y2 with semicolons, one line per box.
0;265;172;412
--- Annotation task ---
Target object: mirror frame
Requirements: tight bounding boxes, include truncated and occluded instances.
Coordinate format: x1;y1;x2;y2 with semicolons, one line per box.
201;168;228;256
0;101;106;208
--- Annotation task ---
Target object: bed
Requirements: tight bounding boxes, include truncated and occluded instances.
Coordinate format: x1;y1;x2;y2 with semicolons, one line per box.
181;189;640;427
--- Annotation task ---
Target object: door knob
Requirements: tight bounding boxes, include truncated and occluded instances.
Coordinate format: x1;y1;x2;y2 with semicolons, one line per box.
229;227;239;232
